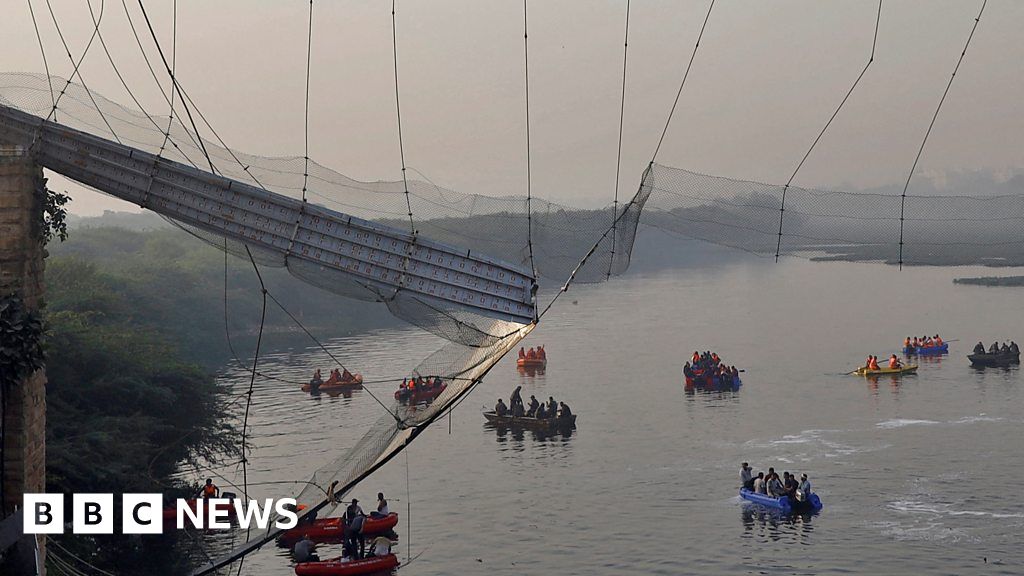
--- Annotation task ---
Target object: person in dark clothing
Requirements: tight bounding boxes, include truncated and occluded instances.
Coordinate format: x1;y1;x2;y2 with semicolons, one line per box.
527;395;540;417
510;386;524;413
974;342;986;355
344;512;366;559
547;396;558;416
536;403;547;419
495;399;508;416
990;342;1000;353
293;535;319;562
558;402;572;418
1011;341;1020;355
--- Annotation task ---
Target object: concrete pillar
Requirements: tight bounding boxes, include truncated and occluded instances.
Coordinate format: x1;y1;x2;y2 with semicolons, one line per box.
0;144;47;574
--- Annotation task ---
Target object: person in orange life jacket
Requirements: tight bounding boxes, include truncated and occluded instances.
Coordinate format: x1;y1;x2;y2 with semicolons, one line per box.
904;337;912;349
341;368;354;382
526;347;537;359
198;478;219;499
888;354;902;369
868;356;880;371
934;335;943;346
865;355;873;369
537;345;546;360
692;351;700;364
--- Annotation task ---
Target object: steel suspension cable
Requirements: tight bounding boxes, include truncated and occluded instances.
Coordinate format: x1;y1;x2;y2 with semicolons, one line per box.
391;0;415;234
523;0;538;285
774;0;882;261
301;0;314;202
897;0;986;269
651;0;715;163
607;0;631;279
26;0;57;121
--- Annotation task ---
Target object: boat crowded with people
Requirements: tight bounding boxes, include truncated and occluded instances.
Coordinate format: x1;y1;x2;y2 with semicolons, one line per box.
516;345;547;368
301;368;364;393
683;351;741;389
902;335;948;355
968;341;1020;367
394;376;447;403
487;388;575;431
739;464;822;513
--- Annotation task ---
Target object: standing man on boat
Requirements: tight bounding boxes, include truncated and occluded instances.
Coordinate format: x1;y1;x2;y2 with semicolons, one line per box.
740;463;754;490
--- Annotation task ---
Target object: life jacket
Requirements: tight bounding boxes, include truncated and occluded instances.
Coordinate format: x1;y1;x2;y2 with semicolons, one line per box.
913;338;919;347
203;484;217;497
526;348;536;359
518;348;525;359
889;357;899;369
537;347;546;359
869;359;880;370
935;337;943;346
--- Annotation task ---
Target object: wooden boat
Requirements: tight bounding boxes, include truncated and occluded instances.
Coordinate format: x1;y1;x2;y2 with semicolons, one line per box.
903;343;948;355
301;374;364;393
516;357;547;368
853;364;918;376
294;554;399;576
483;410;575;431
278;513;398;545
968;351;1020;367
394;381;446;403
739;488;822;513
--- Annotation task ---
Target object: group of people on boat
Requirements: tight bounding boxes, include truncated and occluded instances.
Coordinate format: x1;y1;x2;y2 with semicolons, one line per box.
293;493;395;564
973;341;1020;355
864;354;903;371
741;462;813;505
309;367;358;389
495;385;571;419
904;335;944;349
683;350;740;386
398;375;444;392
518;346;547;361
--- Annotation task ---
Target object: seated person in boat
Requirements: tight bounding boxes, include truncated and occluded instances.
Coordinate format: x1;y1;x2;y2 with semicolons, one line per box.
370;492;389;519
990;341;1000;353
1002;342;1011;354
293;534;319;562
783;472;799;501
341;368;355;382
537;345;546;360
1011;342;1020;354
527;395;540;417
518;346;526;359
868;356;880;371
683;362;693;378
904;337;912;349
526;347;537;359
370;535;395;557
558;402;572;419
752;472;766;494
974;342;986;354
798;474;812;497
888;354;902;369
535;403;547;419
692;351;700;364
934;335;943;346
495;399;509;416
766;472;784;498
511;401;525;418
547;396;558;416
741;463;754;490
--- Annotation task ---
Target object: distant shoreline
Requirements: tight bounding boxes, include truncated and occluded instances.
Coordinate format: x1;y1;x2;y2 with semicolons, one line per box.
953;276;1024;287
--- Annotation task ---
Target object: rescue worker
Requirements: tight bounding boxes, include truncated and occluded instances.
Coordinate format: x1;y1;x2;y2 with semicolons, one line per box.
888;354;902;369
293;534;319;562
868;356;880;371
934;335;943;346
198;478;219;499
974;342;986;354
518;347;526;359
537;345;546;360
740;463;754;490
527;395;540;417
495;398;508;416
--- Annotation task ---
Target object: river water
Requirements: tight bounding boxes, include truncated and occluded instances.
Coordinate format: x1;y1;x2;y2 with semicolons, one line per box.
194;257;1024;575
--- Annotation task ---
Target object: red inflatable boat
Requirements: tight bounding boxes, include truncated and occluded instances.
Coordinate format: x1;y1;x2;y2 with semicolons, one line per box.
294;554;399;576
279;513;398;544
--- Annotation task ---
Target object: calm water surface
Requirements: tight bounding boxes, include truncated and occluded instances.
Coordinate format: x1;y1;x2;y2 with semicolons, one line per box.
198;258;1024;575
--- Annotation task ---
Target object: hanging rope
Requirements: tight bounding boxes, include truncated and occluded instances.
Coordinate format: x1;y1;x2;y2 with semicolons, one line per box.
774;1;882;261
391;0;415;234
651;0;715;163
523;0;538;285
898;0;986;269
157;0;177;157
301;0;314;202
607;0;631;279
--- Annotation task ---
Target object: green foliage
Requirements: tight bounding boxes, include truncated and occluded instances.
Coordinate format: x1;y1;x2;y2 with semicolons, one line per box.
0;294;45;388
36;179;70;244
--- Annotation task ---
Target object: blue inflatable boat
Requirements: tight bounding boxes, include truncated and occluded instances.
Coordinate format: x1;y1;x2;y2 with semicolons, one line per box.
903;343;948;355
740;488;822;512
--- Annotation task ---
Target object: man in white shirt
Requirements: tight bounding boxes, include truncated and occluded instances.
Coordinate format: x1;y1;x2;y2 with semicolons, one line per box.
740;463;754;490
370;535;395;557
752;472;766;494
798;474;812;496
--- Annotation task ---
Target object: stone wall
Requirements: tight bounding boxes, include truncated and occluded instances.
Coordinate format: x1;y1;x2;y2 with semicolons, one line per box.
0;144;47;573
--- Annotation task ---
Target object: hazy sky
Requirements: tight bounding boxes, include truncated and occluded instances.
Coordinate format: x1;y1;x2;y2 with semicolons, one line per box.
2;0;1022;216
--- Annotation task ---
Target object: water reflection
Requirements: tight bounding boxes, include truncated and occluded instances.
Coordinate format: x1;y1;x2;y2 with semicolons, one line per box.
517;365;546;378
485;422;575;447
740;505;816;542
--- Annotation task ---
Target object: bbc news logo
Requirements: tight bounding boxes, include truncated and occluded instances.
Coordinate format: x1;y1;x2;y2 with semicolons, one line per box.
23;494;299;534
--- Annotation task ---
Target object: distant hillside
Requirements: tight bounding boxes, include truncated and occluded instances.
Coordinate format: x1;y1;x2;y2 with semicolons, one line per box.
953;276;1024;287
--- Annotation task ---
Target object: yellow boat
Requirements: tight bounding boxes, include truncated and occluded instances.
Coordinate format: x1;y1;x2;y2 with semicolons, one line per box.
854;364;918;376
